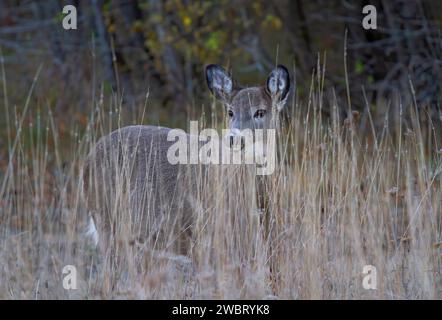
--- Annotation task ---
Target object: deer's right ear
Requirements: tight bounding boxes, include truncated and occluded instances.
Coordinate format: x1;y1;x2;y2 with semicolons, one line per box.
266;65;290;111
205;64;233;101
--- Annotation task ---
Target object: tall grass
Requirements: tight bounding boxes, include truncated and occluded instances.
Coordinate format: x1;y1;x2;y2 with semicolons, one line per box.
0;64;441;299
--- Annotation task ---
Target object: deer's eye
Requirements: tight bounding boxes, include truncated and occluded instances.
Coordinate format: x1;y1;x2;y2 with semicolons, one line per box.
228;110;234;118
254;109;266;118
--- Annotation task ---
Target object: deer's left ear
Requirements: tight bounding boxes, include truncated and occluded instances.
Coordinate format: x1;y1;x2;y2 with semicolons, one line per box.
205;64;233;102
266;65;290;111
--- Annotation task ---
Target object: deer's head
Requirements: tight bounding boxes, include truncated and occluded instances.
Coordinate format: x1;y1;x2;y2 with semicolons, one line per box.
205;64;291;150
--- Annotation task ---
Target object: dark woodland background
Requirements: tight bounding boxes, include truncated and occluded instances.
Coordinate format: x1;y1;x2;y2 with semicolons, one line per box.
0;0;441;131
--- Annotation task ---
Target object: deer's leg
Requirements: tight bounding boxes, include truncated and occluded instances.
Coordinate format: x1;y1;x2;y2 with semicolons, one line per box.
256;175;281;295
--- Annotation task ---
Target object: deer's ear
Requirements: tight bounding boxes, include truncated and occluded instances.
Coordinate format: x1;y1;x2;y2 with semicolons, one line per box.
205;64;233;101
266;65;290;110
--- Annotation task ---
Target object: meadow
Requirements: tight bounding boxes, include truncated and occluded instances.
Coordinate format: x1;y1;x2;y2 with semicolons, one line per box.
0;59;441;299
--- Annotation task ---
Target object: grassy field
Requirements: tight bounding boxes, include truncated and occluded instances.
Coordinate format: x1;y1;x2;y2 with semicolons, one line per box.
0;64;441;300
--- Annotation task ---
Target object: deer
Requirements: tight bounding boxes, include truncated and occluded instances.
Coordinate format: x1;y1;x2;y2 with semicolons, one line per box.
82;64;291;256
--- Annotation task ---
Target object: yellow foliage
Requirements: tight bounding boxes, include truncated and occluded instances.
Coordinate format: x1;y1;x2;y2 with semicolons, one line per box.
182;15;192;28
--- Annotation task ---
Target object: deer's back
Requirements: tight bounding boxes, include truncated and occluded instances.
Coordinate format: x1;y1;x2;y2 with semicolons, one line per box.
83;125;195;249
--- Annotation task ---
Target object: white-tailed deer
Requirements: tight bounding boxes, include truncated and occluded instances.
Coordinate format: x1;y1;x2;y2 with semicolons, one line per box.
83;64;291;254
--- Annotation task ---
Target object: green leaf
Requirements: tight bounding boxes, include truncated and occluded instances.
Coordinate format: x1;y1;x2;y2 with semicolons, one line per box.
355;60;364;74
205;32;220;51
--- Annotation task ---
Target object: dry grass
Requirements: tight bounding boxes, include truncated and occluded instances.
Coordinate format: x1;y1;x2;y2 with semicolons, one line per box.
0;66;441;300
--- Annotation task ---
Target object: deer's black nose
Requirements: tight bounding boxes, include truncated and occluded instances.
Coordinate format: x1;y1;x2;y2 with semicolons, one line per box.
229;135;246;150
